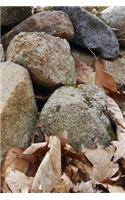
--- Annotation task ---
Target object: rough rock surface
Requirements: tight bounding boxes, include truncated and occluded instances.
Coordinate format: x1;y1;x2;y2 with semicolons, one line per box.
0;6;32;26
100;6;125;47
6;32;76;88
2;11;74;49
102;57;125;87
0;43;5;61
39;85;111;150
53;6;119;60
0;61;38;163
71;48;95;84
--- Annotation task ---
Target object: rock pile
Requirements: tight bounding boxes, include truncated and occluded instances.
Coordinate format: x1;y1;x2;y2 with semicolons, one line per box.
1;6;125;162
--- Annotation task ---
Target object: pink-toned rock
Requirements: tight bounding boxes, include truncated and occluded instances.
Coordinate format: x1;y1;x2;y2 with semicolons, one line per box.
71;48;95;84
6;32;76;88
2;11;74;49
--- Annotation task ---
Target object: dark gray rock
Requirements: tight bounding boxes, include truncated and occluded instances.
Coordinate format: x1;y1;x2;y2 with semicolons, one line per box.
39;85;112;150
53;7;119;60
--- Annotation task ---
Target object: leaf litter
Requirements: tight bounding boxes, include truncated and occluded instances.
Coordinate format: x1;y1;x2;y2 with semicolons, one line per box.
1;132;125;193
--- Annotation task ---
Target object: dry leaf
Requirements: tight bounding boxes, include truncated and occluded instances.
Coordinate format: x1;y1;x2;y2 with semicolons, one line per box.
5;169;33;193
108;92;125;119
31;136;61;192
82;144;119;182
52;173;73;192
106;95;125;141
1;180;12;193
2;148;24;174
23;142;47;154
95;60;117;92
73;181;95;193
112;140;125;161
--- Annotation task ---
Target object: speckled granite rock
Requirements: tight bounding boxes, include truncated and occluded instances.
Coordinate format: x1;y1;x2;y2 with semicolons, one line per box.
6;32;76;89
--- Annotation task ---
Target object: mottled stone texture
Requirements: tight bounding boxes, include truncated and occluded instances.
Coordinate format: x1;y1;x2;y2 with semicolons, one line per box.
6;32;76;89
2;10;74;49
39;85;111;150
0;61;38;163
100;6;125;47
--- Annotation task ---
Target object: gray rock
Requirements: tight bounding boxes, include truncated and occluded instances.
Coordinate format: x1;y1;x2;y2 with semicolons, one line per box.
0;6;32;26
2;10;74;50
0;61;38;163
6;32;76;88
53;7;119;60
39;85;111;150
100;6;125;47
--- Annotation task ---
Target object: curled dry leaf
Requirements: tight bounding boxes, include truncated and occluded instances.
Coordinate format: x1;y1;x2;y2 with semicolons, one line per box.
82;144;119;182
31;136;61;192
95;60;117;92
1;148;24;174
5;169;33;193
23;142;47;154
106;95;125;141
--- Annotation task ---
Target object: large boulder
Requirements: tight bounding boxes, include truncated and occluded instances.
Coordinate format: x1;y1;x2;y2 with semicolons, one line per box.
53;7;119;60
0;6;32;27
2;11;74;49
39;85;112;150
6;32;76;89
0;61;38;163
100;6;125;47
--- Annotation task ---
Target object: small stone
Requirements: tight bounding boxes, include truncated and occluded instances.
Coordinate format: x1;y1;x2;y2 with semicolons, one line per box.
6;32;76;89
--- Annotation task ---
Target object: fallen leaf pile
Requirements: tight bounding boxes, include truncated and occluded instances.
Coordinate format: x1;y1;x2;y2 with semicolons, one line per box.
1;132;125;193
